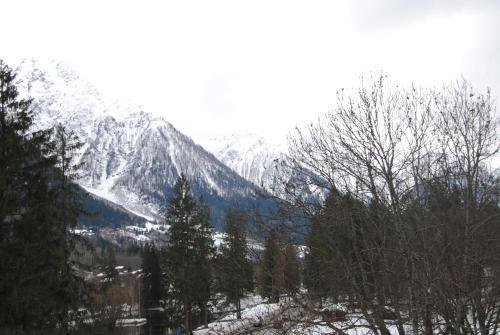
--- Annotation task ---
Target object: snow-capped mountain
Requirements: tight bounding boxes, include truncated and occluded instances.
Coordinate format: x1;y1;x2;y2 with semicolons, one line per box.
78;112;260;222
205;133;330;207
205;133;287;194
15;59;107;138
14;59;267;228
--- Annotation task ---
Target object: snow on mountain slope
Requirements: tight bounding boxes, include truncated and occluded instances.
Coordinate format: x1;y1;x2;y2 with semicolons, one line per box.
13;59;265;227
205;133;329;207
15;59;106;138
205;133;287;193
78;112;259;220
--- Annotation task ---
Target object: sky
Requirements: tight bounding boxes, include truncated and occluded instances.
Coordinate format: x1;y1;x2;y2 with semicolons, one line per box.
2;0;500;145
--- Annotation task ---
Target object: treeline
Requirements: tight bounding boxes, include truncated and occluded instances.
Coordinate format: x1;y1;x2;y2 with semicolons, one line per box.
139;175;301;334
2;57;499;335
0;60;302;335
288;75;500;335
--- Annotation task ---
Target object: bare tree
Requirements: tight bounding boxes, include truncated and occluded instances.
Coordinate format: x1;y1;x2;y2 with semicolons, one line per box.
282;75;499;335
201;76;499;335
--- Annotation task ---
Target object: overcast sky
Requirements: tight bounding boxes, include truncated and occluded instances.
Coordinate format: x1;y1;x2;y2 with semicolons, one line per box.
2;0;499;144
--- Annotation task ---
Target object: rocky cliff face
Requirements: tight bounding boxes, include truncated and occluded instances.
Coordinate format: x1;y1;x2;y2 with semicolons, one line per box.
14;59;266;228
205;133;287;194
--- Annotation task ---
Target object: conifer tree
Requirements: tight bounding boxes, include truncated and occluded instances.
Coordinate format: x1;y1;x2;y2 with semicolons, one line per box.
192;197;214;328
165;174;214;334
304;216;332;308
0;60;86;332
52;123;88;320
141;243;163;310
283;242;301;298
219;206;253;319
258;230;283;303
53;124;84;230
141;243;165;335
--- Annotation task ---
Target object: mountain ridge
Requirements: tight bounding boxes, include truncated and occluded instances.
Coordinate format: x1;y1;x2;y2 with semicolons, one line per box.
13;59;271;228
205;133;287;194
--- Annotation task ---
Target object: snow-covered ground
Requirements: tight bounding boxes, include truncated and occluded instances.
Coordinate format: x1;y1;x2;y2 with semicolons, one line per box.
194;302;281;335
194;298;414;335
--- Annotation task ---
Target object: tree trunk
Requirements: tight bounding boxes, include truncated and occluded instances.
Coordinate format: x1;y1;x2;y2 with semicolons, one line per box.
184;299;192;335
188;301;193;335
237;298;241;319
204;303;208;328
423;304;433;335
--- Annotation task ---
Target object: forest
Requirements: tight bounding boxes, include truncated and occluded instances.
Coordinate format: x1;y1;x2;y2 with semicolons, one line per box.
1;58;499;335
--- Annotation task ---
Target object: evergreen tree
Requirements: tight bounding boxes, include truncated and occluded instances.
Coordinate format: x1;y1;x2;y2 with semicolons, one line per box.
304;216;332;307
218;206;253;319
52;123;88;321
165;174;214;334
0;60;86;332
192;197;214;328
141;243;165;335
283;242;301;298
258;230;283;303
141;243;163;309
304;193;360;307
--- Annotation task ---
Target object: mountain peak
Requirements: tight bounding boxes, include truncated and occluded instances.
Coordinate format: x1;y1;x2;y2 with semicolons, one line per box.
204;133;285;191
13;59;265;228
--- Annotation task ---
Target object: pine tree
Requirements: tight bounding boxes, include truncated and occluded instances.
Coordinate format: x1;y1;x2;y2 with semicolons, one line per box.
141;243;165;335
304;193;355;307
192;197;214;328
53;123;84;231
51;123;88;328
218;206;253;319
258;230;283;303
141;243;163;309
283;242;301;298
165;174;214;334
0;60;86;332
304;194;349;308
304;216;332;308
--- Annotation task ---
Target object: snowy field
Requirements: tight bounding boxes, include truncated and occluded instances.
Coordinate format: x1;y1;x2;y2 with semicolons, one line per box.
193;298;413;335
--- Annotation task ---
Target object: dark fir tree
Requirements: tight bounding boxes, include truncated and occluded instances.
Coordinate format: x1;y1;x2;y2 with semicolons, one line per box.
218;206;253;319
52;123;88;321
165;174;214;334
0;60;86;332
303;216;332;308
304;193;342;308
283;242;301;298
141;243;163;309
258;229;283;303
304;193;360;307
53;123;84;220
192;197;215;328
141;243;165;335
